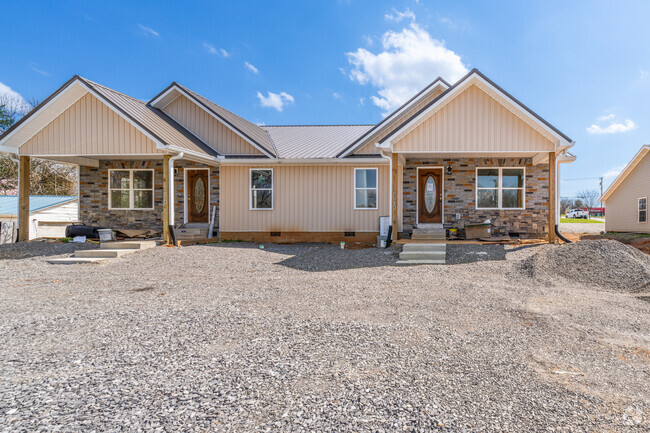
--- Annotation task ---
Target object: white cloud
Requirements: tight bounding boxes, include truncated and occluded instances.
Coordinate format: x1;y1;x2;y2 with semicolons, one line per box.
332;92;343;99
30;66;49;76
203;42;231;58
138;24;159;37
597;113;615;121
0;81;31;114
603;164;626;179
245;61;259;74
363;35;374;46
347;22;468;115
220;48;231;58
256;91;294;112
385;8;415;22
587;119;636;134
359;97;365;105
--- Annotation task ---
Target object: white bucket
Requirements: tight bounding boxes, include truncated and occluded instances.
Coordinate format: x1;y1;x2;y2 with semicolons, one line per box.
97;229;114;242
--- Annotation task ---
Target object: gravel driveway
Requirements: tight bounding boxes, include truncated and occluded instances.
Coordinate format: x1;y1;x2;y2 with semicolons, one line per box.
1;241;648;431
559;221;606;234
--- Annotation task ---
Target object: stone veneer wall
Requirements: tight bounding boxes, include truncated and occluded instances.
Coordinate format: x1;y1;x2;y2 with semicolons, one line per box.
402;158;549;238
79;159;219;232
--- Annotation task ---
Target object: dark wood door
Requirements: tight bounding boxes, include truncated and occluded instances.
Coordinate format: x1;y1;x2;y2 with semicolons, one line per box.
187;170;209;223
418;168;442;224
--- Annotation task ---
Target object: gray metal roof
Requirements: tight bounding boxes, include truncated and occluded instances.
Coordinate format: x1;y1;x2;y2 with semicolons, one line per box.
175;85;276;157
262;125;374;159
81;78;219;158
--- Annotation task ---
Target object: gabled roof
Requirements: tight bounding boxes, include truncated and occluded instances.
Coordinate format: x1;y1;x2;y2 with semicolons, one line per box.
149;83;275;157
336;77;450;158
600;145;650;202
262;125;374;159
0;76;219;160
379;68;573;148
0;195;76;215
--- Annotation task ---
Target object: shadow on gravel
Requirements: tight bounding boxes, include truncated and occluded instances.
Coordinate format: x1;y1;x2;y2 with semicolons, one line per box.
0;241;97;260
445;244;506;265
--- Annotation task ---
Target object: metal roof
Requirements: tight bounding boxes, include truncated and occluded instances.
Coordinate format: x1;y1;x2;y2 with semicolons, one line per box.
80;78;220;158
174;84;276;157
262;125;374;159
0;195;76;215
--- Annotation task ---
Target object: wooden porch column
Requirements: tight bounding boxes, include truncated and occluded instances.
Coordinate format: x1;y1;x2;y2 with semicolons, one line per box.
18;156;30;242
391;153;398;240
548;151;556;243
162;155;171;244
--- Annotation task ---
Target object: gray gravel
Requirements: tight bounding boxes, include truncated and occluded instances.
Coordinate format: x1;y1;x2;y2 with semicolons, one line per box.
559;221;606;234
1;241;649;431
0;240;96;260
445;243;506;264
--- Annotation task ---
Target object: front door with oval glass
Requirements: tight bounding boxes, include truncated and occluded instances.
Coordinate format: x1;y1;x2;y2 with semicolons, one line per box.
187;169;209;223
418;168;442;224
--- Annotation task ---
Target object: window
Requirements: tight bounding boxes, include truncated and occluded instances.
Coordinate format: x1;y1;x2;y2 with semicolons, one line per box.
108;169;154;210
250;169;273;210
354;168;378;209
476;168;525;209
639;197;647;223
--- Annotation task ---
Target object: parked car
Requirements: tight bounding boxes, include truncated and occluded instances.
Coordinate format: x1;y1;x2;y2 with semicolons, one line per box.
566;209;589;219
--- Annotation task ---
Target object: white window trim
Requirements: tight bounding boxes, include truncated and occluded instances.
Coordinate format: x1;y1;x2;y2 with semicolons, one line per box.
354;167;379;210
249;168;273;211
639;197;647;223
108;169;155;210
475;167;526;210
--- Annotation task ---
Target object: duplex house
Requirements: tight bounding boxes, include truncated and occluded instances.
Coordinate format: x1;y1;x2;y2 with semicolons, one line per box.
0;69;575;243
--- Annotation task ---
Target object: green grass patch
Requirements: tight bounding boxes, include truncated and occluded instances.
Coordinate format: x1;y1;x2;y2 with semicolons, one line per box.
560;218;604;223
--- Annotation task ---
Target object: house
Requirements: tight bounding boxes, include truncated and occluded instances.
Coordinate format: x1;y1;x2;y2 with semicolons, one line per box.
600;145;649;233
0;195;78;242
0;69;575;244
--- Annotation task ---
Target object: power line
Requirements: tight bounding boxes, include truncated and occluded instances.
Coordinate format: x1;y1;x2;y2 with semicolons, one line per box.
562;176;601;181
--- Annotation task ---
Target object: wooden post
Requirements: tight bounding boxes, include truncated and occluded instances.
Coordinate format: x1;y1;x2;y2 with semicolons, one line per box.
548;151;556;243
391;153;398;240
162;155;171;244
18;156;30;242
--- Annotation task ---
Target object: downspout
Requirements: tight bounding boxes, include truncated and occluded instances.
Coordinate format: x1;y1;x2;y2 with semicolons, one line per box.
381;151;393;243
9;154;21;243
555;150;572;243
168;152;184;244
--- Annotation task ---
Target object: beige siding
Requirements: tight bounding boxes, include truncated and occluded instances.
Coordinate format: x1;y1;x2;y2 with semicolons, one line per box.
21;93;160;156
163;95;263;155
605;153;650;233
220;164;389;232
394;85;555;153
354;88;444;155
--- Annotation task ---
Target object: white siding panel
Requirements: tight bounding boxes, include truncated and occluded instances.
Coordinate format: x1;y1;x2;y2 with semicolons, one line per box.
605;153;650;233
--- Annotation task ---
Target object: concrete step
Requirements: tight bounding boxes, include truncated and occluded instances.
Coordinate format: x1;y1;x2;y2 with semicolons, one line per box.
398;251;446;261
74;249;137;258
396;259;446;265
100;241;157;250
47;257;107;265
402;243;446;252
412;232;446;240
183;223;210;229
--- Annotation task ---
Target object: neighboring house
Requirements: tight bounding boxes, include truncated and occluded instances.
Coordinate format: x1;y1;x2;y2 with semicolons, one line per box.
0;69;575;243
600;145;649;233
0;195;78;241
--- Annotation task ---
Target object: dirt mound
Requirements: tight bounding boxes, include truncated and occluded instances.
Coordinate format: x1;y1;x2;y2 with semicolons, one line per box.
519;239;650;292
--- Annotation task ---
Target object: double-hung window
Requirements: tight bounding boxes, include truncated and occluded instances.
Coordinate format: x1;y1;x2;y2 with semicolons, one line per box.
108;169;154;210
476;168;525;209
250;169;273;210
354;168;378;209
639;197;647;223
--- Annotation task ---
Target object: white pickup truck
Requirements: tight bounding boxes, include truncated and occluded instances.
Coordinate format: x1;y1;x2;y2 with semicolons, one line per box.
566;209;589;219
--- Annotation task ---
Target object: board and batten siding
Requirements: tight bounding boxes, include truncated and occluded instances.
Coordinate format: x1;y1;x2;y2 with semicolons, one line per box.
220;164;389;232
394;85;555;153
21;93;160;156
163;95;263;155
605;152;650;233
354;88;445;155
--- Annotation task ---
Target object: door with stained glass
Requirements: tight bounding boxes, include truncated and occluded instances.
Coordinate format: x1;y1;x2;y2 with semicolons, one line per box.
418;168;442;224
187;169;209;223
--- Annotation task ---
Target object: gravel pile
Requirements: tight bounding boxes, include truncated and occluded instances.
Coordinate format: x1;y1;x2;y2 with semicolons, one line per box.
519;239;650;292
1;241;649;431
0;240;96;260
446;244;506;264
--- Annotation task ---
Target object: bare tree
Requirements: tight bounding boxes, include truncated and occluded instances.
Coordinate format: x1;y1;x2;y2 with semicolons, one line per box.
577;189;599;216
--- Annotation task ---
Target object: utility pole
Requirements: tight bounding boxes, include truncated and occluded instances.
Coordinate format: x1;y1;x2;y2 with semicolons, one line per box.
599;177;604;216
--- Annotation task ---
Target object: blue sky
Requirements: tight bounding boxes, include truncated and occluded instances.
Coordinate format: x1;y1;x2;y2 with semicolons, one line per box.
1;0;649;198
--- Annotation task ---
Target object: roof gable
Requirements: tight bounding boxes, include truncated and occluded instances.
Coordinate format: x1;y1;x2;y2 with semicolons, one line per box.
601;145;650;201
149;83;275;157
379;69;573;150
